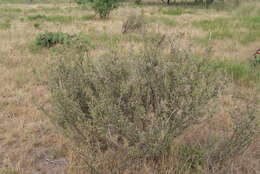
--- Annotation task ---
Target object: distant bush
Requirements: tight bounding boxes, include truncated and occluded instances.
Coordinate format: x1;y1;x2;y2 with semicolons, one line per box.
93;0;119;19
44;35;229;173
75;0;118;19
122;14;146;34
35;31;74;47
33;23;41;28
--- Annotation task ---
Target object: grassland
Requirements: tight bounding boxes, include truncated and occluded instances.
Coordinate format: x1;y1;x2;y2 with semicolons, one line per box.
0;0;259;174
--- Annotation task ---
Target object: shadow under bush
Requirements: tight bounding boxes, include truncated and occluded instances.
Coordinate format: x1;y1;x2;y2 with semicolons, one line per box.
42;36;258;173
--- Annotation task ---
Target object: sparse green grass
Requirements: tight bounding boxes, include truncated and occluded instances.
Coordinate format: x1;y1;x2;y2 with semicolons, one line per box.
193;6;260;44
0;7;22;13
0;23;11;30
0;0;70;3
241;15;260;30
210;59;260;84
27;14;74;23
90;32;121;43
39;7;63;12
27;14;46;21
193;17;231;31
160;16;177;26
161;7;192;15
45;15;74;23
81;14;96;21
145;16;177;27
240;30;260;44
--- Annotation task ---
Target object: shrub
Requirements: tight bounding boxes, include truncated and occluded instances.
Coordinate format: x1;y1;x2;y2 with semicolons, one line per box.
75;0;119;19
122;14;146;34
35;31;74;47
33;23;41;28
44;35;227;173
92;0;119;19
134;0;141;4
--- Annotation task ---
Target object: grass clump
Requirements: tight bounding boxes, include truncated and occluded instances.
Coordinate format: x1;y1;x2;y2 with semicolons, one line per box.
35;31;74;47
27;14;46;21
33;23;41;28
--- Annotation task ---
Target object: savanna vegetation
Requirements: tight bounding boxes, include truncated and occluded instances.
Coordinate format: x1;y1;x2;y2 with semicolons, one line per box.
0;0;259;174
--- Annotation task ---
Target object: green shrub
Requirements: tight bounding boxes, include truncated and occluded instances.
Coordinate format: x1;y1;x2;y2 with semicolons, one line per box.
134;0;141;4
145;16;177;27
92;0;119;19
33;23;41;28
75;0;119;19
35;31;74;47
44;35;226;173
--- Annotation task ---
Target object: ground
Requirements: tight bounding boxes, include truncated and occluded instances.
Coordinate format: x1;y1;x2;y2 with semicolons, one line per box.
0;0;259;174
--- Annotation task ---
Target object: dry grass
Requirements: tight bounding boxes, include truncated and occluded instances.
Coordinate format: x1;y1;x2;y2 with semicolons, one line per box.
0;1;259;174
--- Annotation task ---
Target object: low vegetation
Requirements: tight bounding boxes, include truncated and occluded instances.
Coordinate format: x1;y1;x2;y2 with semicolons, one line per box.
0;0;259;174
35;31;75;47
42;35;258;173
